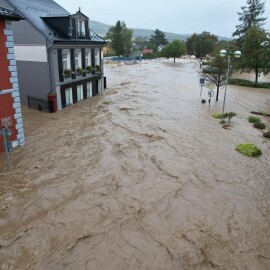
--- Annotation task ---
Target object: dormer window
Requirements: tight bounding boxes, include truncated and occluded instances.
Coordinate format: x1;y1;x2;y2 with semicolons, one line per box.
76;20;85;38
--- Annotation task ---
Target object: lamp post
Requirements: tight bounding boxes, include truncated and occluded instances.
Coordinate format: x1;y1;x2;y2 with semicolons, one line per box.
219;49;241;122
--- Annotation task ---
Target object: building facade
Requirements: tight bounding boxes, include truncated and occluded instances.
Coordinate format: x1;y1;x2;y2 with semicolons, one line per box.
0;7;25;153
2;0;107;111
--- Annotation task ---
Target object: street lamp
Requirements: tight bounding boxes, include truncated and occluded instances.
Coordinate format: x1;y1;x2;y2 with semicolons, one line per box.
219;49;241;122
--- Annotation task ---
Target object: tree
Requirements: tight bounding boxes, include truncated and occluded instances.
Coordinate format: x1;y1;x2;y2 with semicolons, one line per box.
202;42;238;101
106;21;133;56
162;40;186;63
241;26;270;83
133;36;148;50
233;0;266;46
148;29;168;51
186;32;218;57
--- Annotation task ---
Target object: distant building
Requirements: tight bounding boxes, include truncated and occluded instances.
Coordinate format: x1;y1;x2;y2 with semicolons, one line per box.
143;49;154;54
0;7;25;153
2;0;107;111
129;51;143;59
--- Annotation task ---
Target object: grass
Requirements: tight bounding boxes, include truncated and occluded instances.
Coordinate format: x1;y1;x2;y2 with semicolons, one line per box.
248;116;261;123
229;79;270;89
213;113;222;118
235;143;262;157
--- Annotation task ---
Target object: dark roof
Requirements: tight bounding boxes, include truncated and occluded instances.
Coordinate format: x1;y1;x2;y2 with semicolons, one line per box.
7;0;69;39
6;0;105;44
0;6;24;21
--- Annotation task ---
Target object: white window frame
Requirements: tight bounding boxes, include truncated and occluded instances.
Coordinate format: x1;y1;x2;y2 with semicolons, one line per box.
77;85;83;102
62;49;71;70
95;49;100;66
87;82;92;98
75;49;82;69
65;87;73;106
85;49;92;67
77;20;85;37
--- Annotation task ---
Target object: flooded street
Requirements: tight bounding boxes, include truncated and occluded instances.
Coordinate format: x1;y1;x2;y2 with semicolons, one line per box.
1;60;270;269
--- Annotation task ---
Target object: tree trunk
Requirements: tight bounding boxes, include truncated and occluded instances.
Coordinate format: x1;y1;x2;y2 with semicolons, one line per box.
255;57;258;83
216;83;220;101
255;67;258;83
174;57;175;63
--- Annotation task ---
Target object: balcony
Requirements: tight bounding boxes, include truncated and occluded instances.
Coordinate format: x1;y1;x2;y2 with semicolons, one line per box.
62;67;103;83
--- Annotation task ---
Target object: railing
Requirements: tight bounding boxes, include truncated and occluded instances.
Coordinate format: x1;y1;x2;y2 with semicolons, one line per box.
27;95;53;113
62;69;103;82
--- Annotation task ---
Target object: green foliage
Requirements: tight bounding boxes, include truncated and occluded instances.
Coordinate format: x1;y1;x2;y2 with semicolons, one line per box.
185;31;218;57
95;65;101;72
202;42;238;101
142;52;161;59
229;78;270;88
248;115;261;123
147;29;168;52
254;122;266;129
224;112;237;123
76;67;84;75
133;36;148;50
233;0;266;45
213;113;222;118
64;69;72;77
106;20;133;56
240;26;270;83
86;66;93;72
161;40;186;62
235;143;262;157
263;131;270;138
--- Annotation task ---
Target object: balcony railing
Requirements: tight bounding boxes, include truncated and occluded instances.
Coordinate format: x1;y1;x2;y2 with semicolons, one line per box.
62;68;103;82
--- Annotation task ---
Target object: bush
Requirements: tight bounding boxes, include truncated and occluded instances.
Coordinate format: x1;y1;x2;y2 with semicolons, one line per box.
229;79;270;89
213;113;222;118
248;116;261;123
235;143;262;157
254;122;266;129
263;131;270;138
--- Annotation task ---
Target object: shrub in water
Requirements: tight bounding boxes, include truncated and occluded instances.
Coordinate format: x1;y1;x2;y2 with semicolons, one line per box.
235;143;262;157
213;113;222;118
253;122;266;129
248;116;260;123
263;131;270;138
224;112;237;124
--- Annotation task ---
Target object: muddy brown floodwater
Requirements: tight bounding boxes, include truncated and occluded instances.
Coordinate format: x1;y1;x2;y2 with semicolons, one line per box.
0;59;270;270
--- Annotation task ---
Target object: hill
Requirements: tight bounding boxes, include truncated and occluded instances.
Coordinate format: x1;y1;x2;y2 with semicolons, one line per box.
90;20;231;41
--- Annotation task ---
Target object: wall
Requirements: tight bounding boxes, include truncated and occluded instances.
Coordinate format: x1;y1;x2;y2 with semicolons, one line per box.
0;20;25;153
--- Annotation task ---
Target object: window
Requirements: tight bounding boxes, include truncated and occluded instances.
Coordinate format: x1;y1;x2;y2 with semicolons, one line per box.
87;82;92;98
95;49;100;66
62;49;71;70
75;49;82;69
65;88;73;106
76;20;85;37
85;49;91;67
77;85;83;101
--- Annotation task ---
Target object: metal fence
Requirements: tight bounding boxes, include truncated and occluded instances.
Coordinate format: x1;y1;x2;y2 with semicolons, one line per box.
27;95;53;113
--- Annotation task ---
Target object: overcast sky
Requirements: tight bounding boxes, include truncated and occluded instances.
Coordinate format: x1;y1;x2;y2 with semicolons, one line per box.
54;0;270;37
